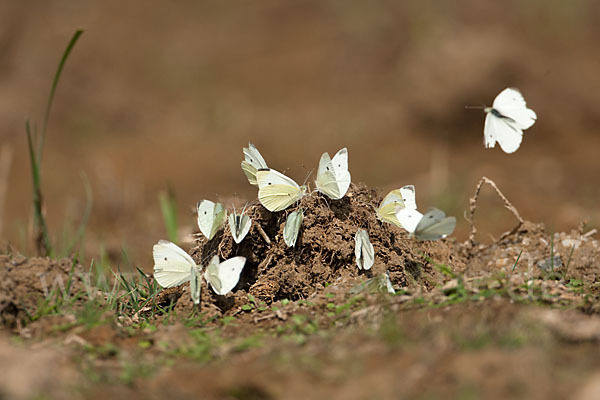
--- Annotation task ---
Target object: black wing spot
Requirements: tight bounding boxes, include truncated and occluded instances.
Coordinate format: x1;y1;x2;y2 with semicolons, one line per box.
204;211;207;215
164;257;168;261
268;182;272;185
326;167;329;171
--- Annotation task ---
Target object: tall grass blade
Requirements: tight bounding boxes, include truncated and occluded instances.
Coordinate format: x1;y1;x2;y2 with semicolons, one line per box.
26;29;84;256
37;29;84;164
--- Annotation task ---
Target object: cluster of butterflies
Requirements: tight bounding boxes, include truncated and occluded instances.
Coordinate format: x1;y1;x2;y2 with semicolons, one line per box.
151;87;535;303
152;142;457;303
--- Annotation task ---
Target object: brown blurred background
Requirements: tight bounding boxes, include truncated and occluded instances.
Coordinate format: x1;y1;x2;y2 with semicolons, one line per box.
1;0;599;266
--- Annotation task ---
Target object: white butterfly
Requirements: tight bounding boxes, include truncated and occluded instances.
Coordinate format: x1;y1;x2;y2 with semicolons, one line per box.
197;200;226;240
349;272;395;295
376;185;418;227
228;206;252;244
413;208;456;241
204;255;246;295
152;240;202;304
241;143;268;185
315;148;351;200
354;229;375;271
283;209;303;247
256;168;306;212
483;88;537;154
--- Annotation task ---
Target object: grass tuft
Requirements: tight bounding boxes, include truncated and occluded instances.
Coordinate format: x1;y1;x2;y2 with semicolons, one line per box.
25;29;84;257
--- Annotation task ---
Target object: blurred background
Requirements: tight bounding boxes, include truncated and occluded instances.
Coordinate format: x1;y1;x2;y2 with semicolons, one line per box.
1;0;599;266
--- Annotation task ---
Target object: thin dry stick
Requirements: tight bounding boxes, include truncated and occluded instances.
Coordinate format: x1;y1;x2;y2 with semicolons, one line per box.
257;253;273;270
467;176;524;247
255;223;271;244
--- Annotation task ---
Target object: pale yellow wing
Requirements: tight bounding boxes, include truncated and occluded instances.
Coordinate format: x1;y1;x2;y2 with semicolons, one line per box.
257;169;304;212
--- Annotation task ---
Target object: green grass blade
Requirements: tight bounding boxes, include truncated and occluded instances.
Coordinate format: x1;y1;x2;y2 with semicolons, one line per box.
511;250;523;273
159;186;178;244
62;172;93;257
26;120;52;256
37;29;84;164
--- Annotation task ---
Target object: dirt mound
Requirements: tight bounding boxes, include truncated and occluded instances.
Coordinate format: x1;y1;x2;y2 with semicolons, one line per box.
187;184;460;312
0;256;86;329
462;222;600;285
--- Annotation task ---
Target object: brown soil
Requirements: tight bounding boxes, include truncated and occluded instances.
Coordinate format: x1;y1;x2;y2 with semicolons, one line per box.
0;255;86;329
185;184;457;314
1;187;600;399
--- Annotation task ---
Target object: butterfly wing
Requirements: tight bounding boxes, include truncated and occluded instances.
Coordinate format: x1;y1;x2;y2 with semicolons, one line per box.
483;112;497;149
354;229;374;270
152;240;195;288
244;143;268;168
257;169;304;212
205;256;246;295
377;189;405;226
330;148;351;198
484;112;523;154
197;200;226;240
414;208;456;241
241;161;259;186
237;214;252;244
203;256;223;294
493;88;537;130
190;266;202;304
315;152;342;199
395;208;424;233
283;209;303;247
242;143;268;185
398;185;417;210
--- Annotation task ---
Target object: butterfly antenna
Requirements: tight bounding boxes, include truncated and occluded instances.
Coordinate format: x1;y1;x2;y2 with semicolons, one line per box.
464;105;485;110
302;168;314;186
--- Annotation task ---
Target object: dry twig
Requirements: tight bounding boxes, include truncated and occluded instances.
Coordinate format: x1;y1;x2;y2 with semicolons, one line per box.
255;223;271;244
466;176;524;247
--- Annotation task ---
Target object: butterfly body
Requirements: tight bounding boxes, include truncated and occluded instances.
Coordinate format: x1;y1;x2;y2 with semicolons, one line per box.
228;207;251;244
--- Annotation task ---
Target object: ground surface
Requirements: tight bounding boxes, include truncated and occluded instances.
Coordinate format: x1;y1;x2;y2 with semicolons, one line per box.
2;184;600;399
